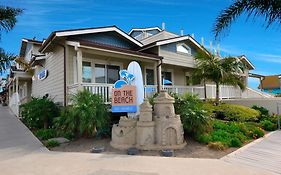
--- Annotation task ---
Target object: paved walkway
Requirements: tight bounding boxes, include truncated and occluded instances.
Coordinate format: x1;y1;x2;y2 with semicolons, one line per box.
222;131;281;174
0;106;277;175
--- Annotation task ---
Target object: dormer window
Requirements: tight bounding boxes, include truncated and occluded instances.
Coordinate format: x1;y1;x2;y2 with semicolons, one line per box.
177;43;191;55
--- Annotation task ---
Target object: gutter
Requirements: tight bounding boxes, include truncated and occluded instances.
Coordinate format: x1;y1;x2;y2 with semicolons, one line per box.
157;57;163;92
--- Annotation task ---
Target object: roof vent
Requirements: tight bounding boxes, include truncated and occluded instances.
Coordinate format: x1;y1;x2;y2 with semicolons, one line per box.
162;22;165;30
180;29;184;36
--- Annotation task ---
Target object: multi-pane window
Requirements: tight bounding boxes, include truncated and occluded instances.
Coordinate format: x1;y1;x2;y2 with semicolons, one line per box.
95;64;106;83
82;61;92;83
95;64;120;84
107;65;120;84
146;69;154;85
162;71;172;85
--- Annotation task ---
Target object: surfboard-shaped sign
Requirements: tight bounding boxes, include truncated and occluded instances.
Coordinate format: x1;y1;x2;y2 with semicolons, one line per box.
111;61;144;117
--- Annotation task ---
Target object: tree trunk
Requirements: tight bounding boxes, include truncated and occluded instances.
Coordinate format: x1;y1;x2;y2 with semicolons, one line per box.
204;79;207;100
43;119;48;129
215;82;220;106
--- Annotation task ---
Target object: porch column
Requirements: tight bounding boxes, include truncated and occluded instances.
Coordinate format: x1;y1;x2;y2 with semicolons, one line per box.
157;60;162;93
76;49;83;90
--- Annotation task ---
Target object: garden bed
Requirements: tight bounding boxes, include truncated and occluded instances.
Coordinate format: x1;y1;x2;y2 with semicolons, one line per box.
50;138;238;159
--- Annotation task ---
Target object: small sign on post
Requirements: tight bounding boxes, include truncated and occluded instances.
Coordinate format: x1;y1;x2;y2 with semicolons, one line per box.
112;85;137;113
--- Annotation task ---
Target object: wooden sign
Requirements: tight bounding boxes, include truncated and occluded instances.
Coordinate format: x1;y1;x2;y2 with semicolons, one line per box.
112;85;137;113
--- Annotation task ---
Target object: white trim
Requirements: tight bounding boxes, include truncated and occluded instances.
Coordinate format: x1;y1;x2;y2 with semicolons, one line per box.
240;55;255;70
56;27;143;47
128;27;162;35
176;43;191;55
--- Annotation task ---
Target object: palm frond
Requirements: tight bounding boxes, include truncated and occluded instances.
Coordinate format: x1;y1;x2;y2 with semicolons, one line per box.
213;0;281;40
0;47;15;74
0;6;23;39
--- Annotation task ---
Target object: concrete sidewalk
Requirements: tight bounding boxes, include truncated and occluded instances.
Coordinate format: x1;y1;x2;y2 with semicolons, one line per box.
0;106;47;161
0;106;276;175
222;131;281;174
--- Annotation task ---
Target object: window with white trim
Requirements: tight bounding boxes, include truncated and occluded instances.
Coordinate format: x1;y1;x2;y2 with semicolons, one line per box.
95;64;120;84
177;43;191;55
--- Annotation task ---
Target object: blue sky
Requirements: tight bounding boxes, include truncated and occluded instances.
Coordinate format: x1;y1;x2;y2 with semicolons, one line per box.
1;0;281;90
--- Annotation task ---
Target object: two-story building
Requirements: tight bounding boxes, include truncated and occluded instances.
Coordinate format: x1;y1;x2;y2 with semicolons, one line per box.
7;25;265;116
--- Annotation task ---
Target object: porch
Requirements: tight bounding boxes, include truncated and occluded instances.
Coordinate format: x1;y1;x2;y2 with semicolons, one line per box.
67;83;243;104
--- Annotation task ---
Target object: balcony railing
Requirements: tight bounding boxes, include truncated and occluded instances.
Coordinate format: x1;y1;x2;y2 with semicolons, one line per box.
68;83;254;104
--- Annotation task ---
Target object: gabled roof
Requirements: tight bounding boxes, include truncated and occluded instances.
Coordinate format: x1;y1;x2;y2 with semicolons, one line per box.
240;55;255;70
128;26;162;35
20;38;42;57
39;26;143;52
139;35;208;54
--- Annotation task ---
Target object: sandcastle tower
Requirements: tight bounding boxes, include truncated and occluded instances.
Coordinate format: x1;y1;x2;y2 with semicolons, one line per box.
154;90;185;148
111;90;186;150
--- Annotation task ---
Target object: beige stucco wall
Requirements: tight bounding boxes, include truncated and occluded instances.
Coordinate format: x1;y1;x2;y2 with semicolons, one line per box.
223;98;281;114
31;47;64;105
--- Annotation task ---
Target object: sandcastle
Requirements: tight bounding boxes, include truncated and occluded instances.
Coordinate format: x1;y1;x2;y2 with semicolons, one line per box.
111;90;186;150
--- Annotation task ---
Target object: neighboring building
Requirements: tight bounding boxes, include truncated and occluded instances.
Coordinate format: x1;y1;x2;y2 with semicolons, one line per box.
250;73;281;95
7;25;265;116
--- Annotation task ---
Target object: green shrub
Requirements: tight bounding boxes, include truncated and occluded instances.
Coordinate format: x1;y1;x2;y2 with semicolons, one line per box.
230;137;243;147
260;120;276;131
197;133;212;144
45;140;60;148
179;93;210;136
207;141;227;150
21;97;60;129
55;90;109;138
252;105;270;121
214;104;260;122
248;127;265;139
35;129;56;140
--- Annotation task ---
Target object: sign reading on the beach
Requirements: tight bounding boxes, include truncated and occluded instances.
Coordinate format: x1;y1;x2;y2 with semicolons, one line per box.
111;69;137;113
111;85;137;112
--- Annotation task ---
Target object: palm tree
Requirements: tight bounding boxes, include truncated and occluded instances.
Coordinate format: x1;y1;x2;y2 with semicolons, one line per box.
0;6;23;73
0;48;14;73
193;50;245;105
213;0;281;39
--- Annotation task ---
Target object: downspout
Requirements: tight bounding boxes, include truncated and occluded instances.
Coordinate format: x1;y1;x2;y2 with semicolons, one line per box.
55;43;67;107
157;57;163;93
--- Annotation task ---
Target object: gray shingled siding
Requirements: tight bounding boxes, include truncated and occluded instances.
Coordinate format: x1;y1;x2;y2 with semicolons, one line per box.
69;32;136;49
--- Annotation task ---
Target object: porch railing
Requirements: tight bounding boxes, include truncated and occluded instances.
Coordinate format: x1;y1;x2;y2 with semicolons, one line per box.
68;83;255;104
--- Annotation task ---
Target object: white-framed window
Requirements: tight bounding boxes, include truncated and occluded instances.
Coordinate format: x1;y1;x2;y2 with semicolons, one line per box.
94;63;120;84
82;61;92;83
176;43;191;55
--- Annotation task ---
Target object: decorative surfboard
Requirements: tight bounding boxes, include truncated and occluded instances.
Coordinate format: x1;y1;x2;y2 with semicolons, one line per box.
127;61;144;118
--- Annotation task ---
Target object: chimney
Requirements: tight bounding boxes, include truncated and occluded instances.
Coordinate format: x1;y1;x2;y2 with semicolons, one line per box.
180;29;184;36
201;37;204;46
162;22;165;30
210;41;213;53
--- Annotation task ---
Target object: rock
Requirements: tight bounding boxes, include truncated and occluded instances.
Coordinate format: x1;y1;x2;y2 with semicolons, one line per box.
127;147;139;155
91;146;105;153
161;149;174;157
48;137;69;144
